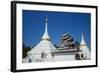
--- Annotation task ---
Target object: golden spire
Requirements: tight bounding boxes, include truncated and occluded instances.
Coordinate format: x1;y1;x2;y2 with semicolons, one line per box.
42;16;50;41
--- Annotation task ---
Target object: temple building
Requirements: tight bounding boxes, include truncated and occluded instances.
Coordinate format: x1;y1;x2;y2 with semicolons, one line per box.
22;17;90;63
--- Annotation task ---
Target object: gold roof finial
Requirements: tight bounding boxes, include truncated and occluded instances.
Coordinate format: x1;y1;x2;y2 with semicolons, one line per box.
42;16;50;41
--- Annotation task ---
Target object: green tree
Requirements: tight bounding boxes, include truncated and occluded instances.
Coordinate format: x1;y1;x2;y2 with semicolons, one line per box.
22;44;31;58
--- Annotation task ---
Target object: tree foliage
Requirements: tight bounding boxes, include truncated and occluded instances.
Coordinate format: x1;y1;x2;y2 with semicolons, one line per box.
22;44;31;58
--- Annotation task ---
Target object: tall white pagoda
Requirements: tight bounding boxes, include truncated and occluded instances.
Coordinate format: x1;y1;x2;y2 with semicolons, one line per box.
79;33;91;60
23;17;57;63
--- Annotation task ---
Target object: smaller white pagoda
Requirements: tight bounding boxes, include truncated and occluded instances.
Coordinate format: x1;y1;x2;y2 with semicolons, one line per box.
79;33;91;60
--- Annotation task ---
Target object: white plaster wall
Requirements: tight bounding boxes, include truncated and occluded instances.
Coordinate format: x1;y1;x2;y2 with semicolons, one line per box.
54;55;75;61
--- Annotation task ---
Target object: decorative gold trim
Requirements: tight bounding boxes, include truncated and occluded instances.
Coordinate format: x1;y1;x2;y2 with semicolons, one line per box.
42;38;51;41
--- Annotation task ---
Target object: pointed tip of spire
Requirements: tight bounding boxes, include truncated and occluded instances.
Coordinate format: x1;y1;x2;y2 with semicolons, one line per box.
81;32;84;36
45;16;48;23
80;32;86;46
81;32;84;39
81;32;84;40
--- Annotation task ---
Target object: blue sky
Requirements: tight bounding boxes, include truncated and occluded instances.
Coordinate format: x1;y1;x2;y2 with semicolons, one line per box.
23;10;91;49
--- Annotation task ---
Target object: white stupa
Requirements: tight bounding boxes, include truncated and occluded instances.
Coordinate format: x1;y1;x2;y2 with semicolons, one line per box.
79;32;91;60
24;17;57;62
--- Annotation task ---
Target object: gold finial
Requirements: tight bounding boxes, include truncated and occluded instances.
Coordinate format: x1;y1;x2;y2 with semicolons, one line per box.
42;16;50;41
45;16;48;23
